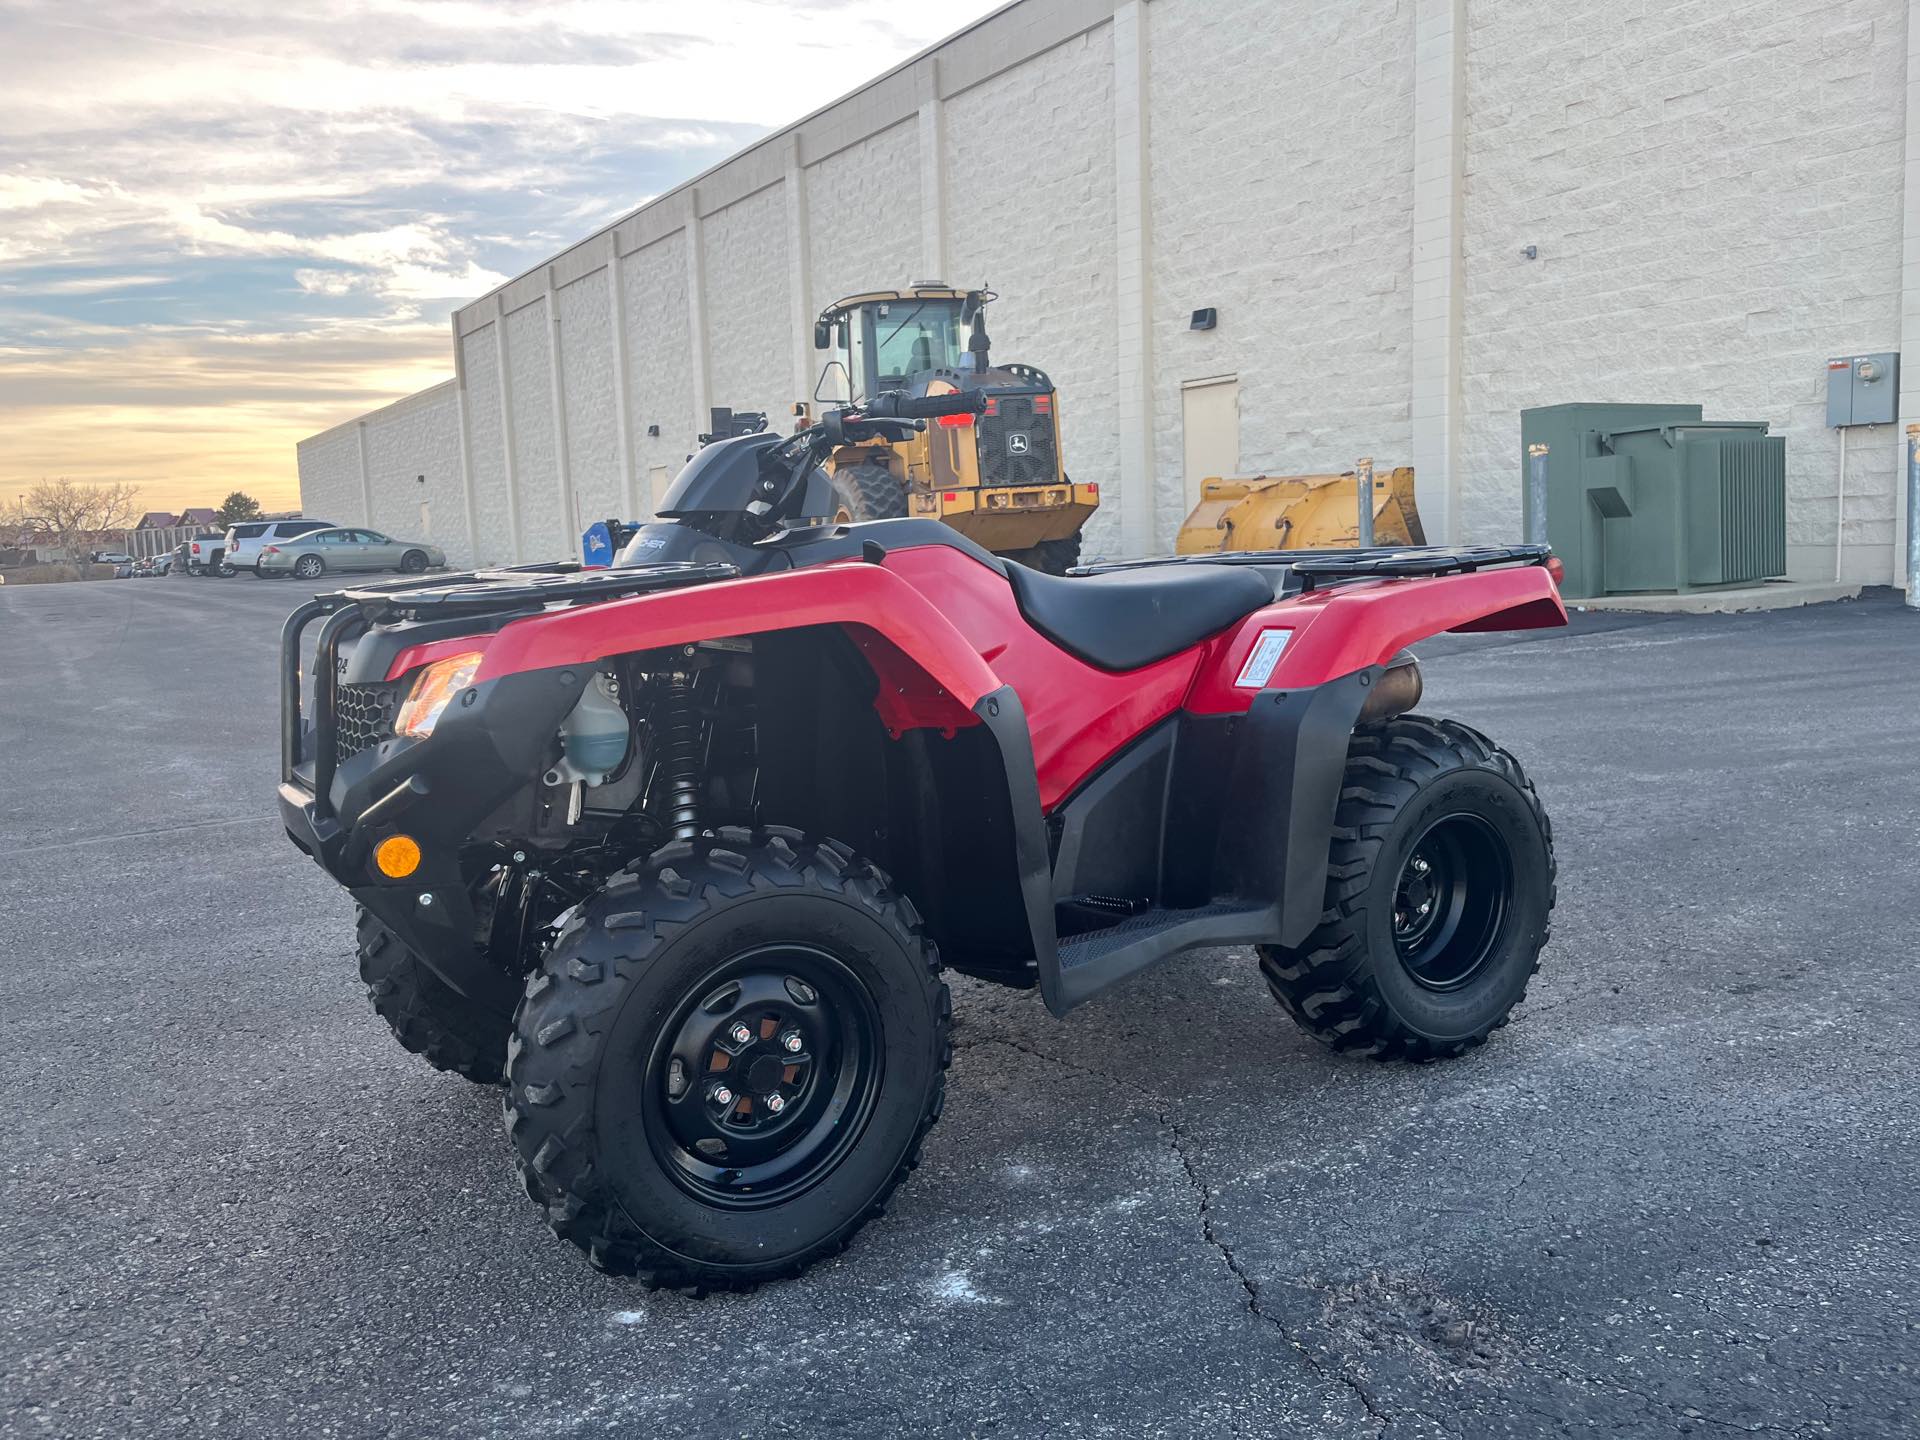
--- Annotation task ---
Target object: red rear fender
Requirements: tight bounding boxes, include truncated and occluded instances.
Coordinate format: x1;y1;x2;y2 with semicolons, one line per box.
1187;566;1567;714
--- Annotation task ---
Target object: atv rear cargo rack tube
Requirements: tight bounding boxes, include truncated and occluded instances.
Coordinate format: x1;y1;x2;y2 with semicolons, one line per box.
1075;544;1552;589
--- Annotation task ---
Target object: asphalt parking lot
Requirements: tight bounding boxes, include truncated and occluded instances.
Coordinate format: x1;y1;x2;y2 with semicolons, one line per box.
1;574;1915;1439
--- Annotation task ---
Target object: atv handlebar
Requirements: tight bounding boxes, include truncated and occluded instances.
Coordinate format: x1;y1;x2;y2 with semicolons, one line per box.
862;389;987;421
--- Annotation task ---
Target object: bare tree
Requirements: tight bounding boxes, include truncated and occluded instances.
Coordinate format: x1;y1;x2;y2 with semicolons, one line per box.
16;478;145;561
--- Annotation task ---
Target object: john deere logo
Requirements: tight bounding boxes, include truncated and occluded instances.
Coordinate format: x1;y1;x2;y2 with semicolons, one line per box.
1005;432;1031;456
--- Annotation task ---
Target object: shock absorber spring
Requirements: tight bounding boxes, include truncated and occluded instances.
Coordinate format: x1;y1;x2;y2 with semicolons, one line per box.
656;672;704;840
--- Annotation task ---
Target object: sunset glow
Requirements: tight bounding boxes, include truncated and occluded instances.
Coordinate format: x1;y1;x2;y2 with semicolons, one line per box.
1;0;999;513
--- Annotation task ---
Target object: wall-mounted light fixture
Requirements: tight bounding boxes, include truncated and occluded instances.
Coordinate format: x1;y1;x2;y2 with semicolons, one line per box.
415;473;426;485
1520;244;1539;260
646;424;660;437
1189;307;1218;331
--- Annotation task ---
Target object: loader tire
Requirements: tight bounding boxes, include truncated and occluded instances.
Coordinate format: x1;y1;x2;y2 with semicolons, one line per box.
1259;716;1554;1061
1003;533;1082;575
833;464;909;523
505;827;951;1292
357;907;509;1084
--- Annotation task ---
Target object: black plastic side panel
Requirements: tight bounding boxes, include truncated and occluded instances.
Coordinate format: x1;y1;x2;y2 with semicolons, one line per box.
1049;720;1174;903
1034;669;1377;1014
972;687;1061;1010
1216;669;1377;948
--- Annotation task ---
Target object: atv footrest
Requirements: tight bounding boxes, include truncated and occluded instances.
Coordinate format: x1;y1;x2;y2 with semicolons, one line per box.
1052;901;1277;1011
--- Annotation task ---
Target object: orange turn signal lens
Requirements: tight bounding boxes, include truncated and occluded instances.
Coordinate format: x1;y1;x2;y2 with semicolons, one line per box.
374;834;422;878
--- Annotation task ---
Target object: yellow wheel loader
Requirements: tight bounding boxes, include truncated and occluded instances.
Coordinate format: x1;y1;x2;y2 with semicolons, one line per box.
808;285;1098;574
1176;465;1427;553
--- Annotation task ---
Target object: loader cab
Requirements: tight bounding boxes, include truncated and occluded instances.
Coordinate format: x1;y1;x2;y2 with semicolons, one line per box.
814;286;988;404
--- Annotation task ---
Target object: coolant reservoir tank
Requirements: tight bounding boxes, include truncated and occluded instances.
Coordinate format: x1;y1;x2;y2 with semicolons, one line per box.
555;674;630;785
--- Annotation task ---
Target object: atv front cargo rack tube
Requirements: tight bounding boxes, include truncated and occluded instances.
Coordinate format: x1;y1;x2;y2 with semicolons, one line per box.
278;559;742;807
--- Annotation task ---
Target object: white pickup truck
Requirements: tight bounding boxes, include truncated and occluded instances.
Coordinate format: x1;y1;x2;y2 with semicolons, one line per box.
178;534;233;577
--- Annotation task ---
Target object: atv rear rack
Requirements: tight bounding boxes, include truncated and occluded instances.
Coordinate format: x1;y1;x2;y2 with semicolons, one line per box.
1075;543;1552;592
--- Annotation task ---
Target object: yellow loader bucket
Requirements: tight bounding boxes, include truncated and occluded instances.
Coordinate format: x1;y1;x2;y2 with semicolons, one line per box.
1175;466;1427;553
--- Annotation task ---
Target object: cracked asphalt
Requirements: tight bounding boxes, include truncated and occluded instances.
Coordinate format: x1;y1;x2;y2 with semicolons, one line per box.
1;575;1915;1439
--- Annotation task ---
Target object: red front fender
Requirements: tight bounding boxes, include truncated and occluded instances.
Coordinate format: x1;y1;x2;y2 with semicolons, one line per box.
1187;566;1567;713
470;563;1000;718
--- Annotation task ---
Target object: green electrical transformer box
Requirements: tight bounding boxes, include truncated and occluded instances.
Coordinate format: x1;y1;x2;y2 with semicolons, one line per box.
1520;404;1787;599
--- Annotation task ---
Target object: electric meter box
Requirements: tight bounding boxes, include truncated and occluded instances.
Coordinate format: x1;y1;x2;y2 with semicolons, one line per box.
1825;352;1899;428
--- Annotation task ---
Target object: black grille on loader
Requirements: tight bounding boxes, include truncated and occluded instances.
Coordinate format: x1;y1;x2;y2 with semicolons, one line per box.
977;393;1058;487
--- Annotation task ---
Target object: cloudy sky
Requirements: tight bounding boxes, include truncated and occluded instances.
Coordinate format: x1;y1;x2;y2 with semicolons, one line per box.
0;0;1000;512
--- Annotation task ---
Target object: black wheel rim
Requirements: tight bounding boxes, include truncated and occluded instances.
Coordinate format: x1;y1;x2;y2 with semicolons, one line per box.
642;944;883;1211
1391;813;1512;991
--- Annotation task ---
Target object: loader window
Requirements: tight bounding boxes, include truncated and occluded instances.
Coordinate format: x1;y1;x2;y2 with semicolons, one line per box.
856;301;967;398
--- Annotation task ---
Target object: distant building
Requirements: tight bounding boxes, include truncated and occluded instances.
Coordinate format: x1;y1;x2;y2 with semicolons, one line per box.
135;511;180;530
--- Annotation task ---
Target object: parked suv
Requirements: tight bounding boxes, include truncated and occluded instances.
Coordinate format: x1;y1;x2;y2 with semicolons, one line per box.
226;519;335;577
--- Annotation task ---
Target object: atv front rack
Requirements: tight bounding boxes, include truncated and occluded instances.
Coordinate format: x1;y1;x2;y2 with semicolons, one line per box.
328;559;740;622
279;559;741;819
1074;543;1552;592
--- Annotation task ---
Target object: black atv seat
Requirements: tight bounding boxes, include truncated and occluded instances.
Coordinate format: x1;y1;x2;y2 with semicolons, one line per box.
1005;561;1273;672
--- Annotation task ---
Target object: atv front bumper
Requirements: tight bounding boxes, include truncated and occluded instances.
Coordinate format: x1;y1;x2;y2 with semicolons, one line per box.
277;595;578;1019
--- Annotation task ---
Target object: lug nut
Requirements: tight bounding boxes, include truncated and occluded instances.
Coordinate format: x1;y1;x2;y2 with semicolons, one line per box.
1412;856;1430;875
728;1022;753;1046
780;1030;803;1054
764;1093;786;1114
710;1085;734;1106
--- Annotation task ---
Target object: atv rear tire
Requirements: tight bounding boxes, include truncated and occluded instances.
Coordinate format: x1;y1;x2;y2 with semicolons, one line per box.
357;907;509;1084
832;464;909;523
1259;716;1554;1061
505;827;951;1291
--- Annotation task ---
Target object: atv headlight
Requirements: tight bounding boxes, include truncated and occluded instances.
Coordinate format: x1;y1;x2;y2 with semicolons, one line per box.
395;652;482;738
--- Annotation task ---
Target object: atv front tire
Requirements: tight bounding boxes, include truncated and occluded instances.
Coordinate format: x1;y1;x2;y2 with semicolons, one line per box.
1260;717;1554;1061
506;828;951;1291
357;907;510;1083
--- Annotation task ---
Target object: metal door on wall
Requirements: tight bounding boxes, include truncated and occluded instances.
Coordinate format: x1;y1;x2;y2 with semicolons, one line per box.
1182;376;1240;511
647;465;669;518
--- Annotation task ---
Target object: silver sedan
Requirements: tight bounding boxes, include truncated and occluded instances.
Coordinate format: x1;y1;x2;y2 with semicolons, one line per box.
256;527;446;580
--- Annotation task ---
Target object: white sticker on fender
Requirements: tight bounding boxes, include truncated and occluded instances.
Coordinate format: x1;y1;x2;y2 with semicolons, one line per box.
1233;629;1294;689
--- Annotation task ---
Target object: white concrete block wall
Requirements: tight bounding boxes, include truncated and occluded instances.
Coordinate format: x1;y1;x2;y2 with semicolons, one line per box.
705;184;796;423
807;121;923;310
945;26;1123;556
295;425;363;530
362;383;469;566
557;268;625;529
625;232;695;510
300;0;1920;587
1146;0;1417;548
505;298;568;560
459;324;513;564
1460;0;1909;582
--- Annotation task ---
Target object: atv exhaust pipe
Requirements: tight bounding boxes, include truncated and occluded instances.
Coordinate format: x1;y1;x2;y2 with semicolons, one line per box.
1358;652;1423;725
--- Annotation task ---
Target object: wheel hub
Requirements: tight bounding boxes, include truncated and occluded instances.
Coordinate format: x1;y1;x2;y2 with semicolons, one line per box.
645;945;881;1209
1390;814;1512;991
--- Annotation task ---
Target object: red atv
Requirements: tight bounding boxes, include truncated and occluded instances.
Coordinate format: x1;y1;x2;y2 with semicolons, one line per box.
279;389;1565;1291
